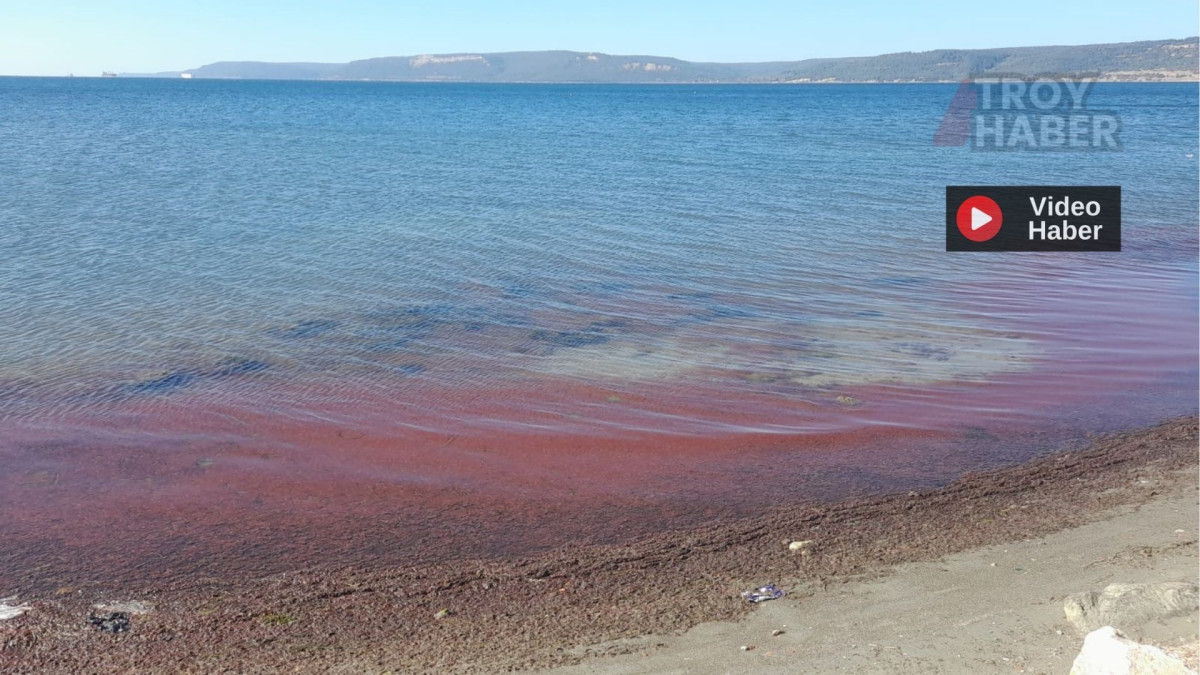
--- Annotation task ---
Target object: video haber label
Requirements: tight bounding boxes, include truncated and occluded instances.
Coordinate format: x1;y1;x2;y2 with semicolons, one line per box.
946;186;1121;252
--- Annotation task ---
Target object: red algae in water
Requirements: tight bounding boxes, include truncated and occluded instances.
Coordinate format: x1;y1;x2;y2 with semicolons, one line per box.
0;251;1196;591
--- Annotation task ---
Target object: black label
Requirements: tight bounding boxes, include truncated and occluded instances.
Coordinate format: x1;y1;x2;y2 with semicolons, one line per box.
946;186;1121;251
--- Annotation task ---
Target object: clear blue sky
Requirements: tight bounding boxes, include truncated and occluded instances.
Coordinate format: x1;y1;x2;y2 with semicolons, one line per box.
2;0;1196;75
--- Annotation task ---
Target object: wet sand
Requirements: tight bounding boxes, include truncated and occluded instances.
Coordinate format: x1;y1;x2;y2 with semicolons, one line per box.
0;416;1194;673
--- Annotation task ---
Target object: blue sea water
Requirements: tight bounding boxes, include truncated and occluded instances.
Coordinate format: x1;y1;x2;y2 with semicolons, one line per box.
0;78;1196;433
0;77;1197;589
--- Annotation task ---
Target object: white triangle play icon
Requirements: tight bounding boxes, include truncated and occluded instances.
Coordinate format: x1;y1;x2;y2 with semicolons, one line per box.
970;207;992;230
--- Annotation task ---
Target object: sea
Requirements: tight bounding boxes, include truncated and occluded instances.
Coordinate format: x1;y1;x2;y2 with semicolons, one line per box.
0;78;1196;587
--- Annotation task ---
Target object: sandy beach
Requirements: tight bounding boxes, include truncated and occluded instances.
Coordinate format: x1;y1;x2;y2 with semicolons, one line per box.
0;417;1195;673
545;454;1198;674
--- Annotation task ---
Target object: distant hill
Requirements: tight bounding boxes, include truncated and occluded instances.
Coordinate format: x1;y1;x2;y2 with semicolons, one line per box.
328;51;796;83
122;38;1198;83
779;39;1199;82
184;62;343;80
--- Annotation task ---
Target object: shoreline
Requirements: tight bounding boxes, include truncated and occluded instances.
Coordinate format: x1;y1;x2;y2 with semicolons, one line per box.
546;455;1199;674
0;416;1195;673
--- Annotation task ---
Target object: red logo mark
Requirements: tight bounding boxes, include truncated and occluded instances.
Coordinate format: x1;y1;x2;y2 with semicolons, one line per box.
955;195;1003;242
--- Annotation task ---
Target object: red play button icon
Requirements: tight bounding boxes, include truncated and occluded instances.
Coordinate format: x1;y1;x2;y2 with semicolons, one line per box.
956;195;1003;242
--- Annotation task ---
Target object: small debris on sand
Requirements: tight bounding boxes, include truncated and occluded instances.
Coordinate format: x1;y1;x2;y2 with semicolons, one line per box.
788;540;817;556
741;584;786;603
0;598;31;620
88;612;131;634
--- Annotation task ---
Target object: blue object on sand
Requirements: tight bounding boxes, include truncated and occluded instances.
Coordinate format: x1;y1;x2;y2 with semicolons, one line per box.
740;584;786;603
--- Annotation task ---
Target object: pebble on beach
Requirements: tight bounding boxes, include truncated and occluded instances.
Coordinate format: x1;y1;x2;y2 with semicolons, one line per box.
788;540;817;556
0;601;31;620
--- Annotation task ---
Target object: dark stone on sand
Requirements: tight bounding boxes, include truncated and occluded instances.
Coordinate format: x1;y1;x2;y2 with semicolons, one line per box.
88;612;131;634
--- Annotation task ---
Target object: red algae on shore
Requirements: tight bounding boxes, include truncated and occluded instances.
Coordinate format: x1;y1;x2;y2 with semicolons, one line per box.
0;417;1194;674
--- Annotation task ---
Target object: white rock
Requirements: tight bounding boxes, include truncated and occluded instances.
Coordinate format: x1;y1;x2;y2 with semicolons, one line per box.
1070;626;1196;675
788;540;816;556
0;603;30;620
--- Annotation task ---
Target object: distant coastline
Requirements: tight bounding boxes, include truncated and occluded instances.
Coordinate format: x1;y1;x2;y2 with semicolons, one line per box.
109;37;1199;84
10;75;1199;84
